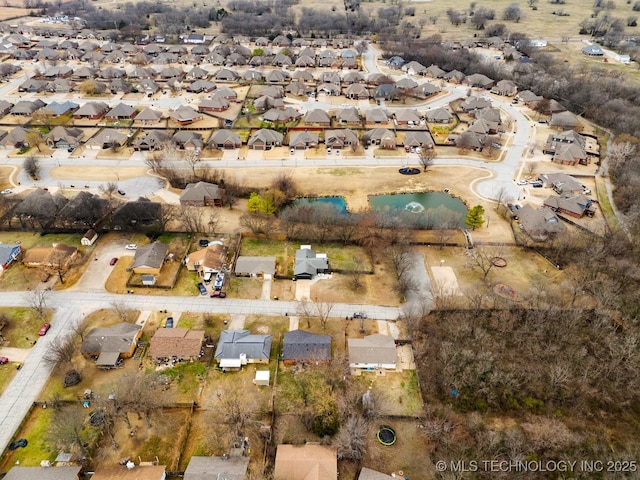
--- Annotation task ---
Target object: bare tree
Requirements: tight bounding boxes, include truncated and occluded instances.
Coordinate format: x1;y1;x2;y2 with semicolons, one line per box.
297;298;334;329
418;147;436;172
28;288;48;318
47;406;93;460
239;212;275;237
111;301;131;322
334;414;370;460
23;155;41;179
347;256;365;291
43;336;75;366
183;149;200;178
99;182;119;203
467;245;505;281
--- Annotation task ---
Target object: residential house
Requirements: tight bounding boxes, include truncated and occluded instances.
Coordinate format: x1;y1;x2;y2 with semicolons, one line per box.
184;456;249;480
134;107;163;125
214;68;239;81
172;131;203;151
214;330;273;369
289;130;318;149
18;79;48;93
402;60;427;76
365;108;389;125
0;100;13;116
132;242;168;275
3;467;82;480
73;101;109;120
459;96;492;112
444;69;465;83
416;82;441;98
81;322;143;368
23;243;77;269
282;330;331;365
549;111;579;129
386;55;405;69
81;229;98;246
148;328;205;361
404;130;435;149
493;79;517;96
543;194;595;218
516;90;543;106
105;103;136;121
393;109;421;126
348;333;397;372
358;468;395;480
209;130;242;149
344;83;369;100
185;243;228;276
274;444;337;480
463;73;494;89
134;130;172;150
425;107;453;124
317;83;340;96
199;97;230;112
362;128;396;149
43;101;78;117
325;129;358;149
248;129;283;150
336;108;361;125
212;87;238;101
538;173;584;194
186;66;209;80
89;465;166;480
184;33;205;44
263;107;302;123
137;78;160;94
10;99;46;116
396;77;418;91
169;105;202;126
187;79;217;93
179;181;224;206
234;256;276;277
45;126;83;149
254;95;283;111
0;126;29;148
294;245;329;279
285;81;313;96
304;109;331;126
86;129;128;150
582;44;604;56
518;204;566;241
424;64;446;78
372;83;399;101
542;130;589;165
0;243;23;269
455;130;486;151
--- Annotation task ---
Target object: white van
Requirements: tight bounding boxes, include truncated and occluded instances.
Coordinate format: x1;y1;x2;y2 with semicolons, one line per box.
203;272;213;283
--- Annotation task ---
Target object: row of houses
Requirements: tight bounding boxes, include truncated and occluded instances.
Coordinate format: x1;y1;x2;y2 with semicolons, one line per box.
2;444;396;480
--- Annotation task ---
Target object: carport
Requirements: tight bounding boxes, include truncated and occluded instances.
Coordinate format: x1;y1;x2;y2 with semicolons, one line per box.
96;351;119;369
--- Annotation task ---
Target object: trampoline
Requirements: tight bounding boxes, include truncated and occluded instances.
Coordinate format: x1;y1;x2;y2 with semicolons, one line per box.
377;425;397;446
399;167;420;175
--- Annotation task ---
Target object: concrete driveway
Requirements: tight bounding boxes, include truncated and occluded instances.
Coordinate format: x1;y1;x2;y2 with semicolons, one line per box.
0;347;32;363
69;241;135;292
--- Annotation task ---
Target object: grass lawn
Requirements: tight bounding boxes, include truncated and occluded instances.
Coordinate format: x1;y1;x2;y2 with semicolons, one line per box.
0;362;18;394
226;276;263;299
0;407;57;470
1;306;54;348
244;315;289;342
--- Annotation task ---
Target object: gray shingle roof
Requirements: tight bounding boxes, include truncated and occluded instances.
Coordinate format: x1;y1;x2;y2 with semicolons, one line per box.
214;330;272;362
283;330;331;362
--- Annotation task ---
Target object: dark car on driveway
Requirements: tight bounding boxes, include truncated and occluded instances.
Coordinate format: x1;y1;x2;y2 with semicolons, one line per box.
199;239;209;247
197;283;207;295
9;439;27;450
109;257;118;266
210;290;227;298
165;317;174;328
0;356;8;364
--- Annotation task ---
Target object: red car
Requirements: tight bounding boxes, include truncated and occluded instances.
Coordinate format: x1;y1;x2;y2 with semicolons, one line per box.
38;323;51;336
109;257;118;266
0;356;8;364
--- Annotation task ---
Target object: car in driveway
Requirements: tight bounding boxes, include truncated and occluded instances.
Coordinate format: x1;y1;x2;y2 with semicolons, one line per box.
125;244;137;250
0;356;8;364
197;283;207;295
165;317;173;328
109;257;118;266
199;239;210;247
38;323;51;336
9;439;27;450
210;290;227;298
1;189;12;194
516;180;528;186
117;189;126;196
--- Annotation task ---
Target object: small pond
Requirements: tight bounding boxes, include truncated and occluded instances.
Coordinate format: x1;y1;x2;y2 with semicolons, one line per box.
370;192;468;226
291;196;348;213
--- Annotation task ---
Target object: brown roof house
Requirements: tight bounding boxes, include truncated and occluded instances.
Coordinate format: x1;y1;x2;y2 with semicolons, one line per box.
184;456;249;480
169;105;202;126
179;181;224;207
348;334;397;373
325;129;358;149
132;242;168;275
105;103;137;121
23;243;77;269
73;101;109;120
274;444;337;480
185;243;228;276
518;204;566;242
148;328;205;361
209;130;242;149
81;322;143;368
362;129;396;149
543;194;595;219
89;465;166;480
289;130;318;150
81;229;98;246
